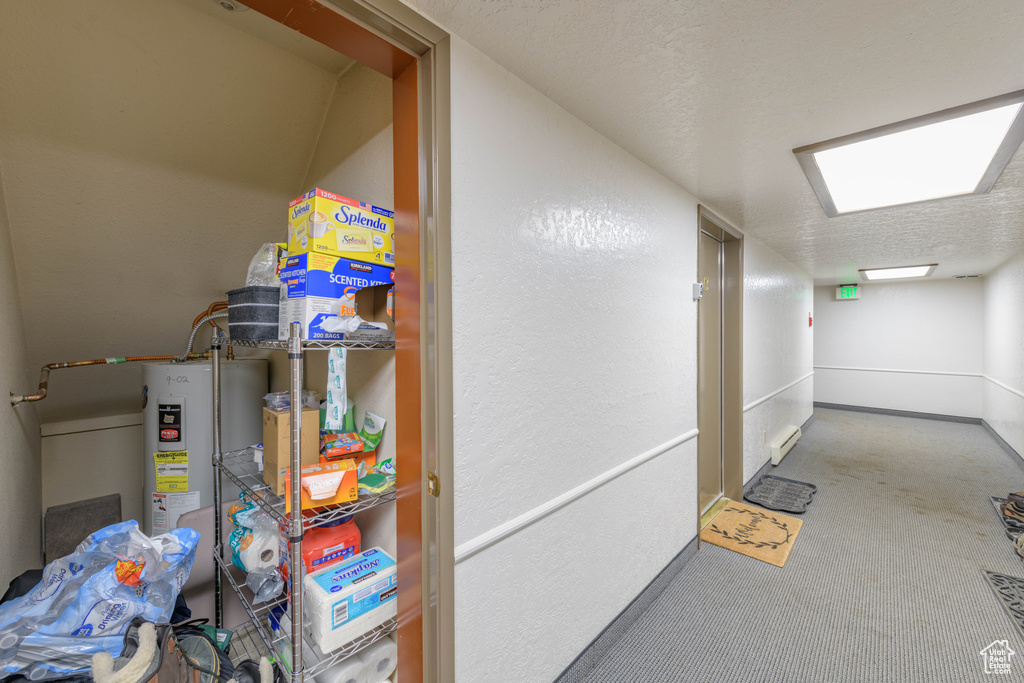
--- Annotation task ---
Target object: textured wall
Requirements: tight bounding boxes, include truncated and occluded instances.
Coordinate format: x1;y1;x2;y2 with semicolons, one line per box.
983;251;1024;456
449;37;699;682
0;165;43;576
741;237;814;482
0;0;342;422
301;63;396;557
41;417;143;525
813;279;984;417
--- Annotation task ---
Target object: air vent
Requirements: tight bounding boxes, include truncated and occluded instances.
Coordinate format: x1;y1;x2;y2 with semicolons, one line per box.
954;274;981;279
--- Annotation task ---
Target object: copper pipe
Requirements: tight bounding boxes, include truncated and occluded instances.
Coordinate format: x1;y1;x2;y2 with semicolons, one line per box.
192;301;231;360
11;304;233;406
10;354;203;405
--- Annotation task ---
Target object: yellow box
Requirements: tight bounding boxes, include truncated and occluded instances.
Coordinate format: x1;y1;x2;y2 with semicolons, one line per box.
287;189;394;267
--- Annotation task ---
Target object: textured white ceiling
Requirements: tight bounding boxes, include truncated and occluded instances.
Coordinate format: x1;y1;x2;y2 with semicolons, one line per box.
403;0;1024;283
0;0;354;421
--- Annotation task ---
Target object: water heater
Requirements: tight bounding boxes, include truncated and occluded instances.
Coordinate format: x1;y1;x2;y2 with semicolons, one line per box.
142;359;268;535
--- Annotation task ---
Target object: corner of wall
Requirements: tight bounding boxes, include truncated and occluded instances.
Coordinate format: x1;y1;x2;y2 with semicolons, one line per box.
0;161;43;574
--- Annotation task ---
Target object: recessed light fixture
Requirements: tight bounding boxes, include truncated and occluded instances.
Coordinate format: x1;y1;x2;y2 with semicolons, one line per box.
794;90;1024;216
859;264;938;281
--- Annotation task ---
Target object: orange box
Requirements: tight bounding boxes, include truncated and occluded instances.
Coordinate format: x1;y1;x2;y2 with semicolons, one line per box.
283;461;357;513
321;432;363;458
320;449;376;469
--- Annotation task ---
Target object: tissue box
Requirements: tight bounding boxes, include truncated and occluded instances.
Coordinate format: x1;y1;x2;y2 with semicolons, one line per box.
283;461;358;512
287;189;394;267
262;408;321;495
278;253;394;341
303;547;398;653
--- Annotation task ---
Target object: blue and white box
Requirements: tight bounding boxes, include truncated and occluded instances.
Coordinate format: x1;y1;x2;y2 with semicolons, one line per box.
278;253;394;341
303;547;398;653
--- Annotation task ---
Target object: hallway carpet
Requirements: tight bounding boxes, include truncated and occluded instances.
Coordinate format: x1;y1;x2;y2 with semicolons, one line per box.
576;409;1024;683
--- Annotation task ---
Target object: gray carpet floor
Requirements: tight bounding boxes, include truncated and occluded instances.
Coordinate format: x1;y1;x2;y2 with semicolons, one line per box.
577;408;1024;683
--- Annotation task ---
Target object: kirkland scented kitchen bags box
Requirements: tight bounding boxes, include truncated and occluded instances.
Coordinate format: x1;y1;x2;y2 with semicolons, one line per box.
278;253;394;341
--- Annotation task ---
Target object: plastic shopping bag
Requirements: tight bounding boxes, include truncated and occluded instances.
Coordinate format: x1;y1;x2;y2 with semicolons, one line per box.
0;520;200;679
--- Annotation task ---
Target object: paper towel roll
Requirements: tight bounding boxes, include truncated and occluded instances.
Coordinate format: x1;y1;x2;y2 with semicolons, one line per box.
360;635;397;683
312;652;366;683
239;527;278;571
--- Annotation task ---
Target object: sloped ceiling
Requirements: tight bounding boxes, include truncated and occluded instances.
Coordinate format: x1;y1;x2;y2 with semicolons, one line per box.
4;0;1024;420
0;0;354;421
404;0;1024;283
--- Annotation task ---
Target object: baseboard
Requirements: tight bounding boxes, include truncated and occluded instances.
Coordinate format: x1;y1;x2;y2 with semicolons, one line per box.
743;414;816;493
813;402;981;425
982;420;1024;468
553;536;699;683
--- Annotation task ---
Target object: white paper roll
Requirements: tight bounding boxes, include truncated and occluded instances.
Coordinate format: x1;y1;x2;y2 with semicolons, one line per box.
312;652;366;683
239;528;278;571
360;635;397;683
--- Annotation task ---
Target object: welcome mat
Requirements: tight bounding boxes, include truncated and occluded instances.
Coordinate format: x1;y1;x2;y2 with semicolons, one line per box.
744;475;817;513
700;501;803;567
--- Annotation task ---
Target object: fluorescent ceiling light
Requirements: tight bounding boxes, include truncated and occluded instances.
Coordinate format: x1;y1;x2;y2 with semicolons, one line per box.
859;264;937;281
794;90;1024;216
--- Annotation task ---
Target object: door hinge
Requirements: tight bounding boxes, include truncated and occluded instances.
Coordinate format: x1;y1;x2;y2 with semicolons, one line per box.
427;470;440;497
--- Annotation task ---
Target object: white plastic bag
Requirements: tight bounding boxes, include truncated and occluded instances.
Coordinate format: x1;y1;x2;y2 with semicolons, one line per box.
0;521;199;678
246;243;282;287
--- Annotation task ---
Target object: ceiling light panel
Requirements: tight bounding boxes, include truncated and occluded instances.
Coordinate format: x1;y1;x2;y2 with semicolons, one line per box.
859;264;938;281
794;91;1024;217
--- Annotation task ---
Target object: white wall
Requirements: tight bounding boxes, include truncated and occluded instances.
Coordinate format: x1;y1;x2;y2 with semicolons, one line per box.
41;416;143;526
0;166;43;576
302;63;397;558
983;251;1024;456
742;238;814;483
448;37;699;682
813;278;984;417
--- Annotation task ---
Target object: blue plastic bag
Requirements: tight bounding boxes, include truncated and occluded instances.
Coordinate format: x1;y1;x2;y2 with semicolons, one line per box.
0;520;199;679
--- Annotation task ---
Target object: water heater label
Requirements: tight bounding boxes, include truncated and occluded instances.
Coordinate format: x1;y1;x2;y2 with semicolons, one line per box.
151;491;201;535
154;451;189;492
158;403;183;443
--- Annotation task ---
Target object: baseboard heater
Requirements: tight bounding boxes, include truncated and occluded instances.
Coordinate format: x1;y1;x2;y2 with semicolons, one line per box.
770;425;802;465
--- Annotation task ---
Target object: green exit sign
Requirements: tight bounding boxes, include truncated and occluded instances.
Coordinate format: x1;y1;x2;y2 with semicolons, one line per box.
836;285;860;300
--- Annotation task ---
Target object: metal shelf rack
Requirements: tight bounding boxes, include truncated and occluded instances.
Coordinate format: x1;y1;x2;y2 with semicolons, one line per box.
216;447;397;529
211;324;396;683
228;338;395;351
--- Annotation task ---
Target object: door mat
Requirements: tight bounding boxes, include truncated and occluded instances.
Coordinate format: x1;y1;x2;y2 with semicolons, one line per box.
744;475;817;513
983;570;1024;642
700;501;803;567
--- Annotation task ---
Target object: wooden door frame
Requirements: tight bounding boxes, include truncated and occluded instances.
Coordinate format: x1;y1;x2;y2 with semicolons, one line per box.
696;206;743;533
239;2;454;681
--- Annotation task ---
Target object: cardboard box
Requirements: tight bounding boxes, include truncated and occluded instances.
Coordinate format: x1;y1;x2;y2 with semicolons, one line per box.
283;461;358;512
320;449;377;470
262;407;321;495
321;432;363;458
287;189;394;267
278;253;394;341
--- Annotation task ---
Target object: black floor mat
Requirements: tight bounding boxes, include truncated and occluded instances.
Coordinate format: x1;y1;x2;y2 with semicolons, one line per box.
744;475;817;513
983;570;1024;642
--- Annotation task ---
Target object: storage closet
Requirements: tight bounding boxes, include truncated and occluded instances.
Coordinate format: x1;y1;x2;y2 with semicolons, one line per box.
2;0;440;680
